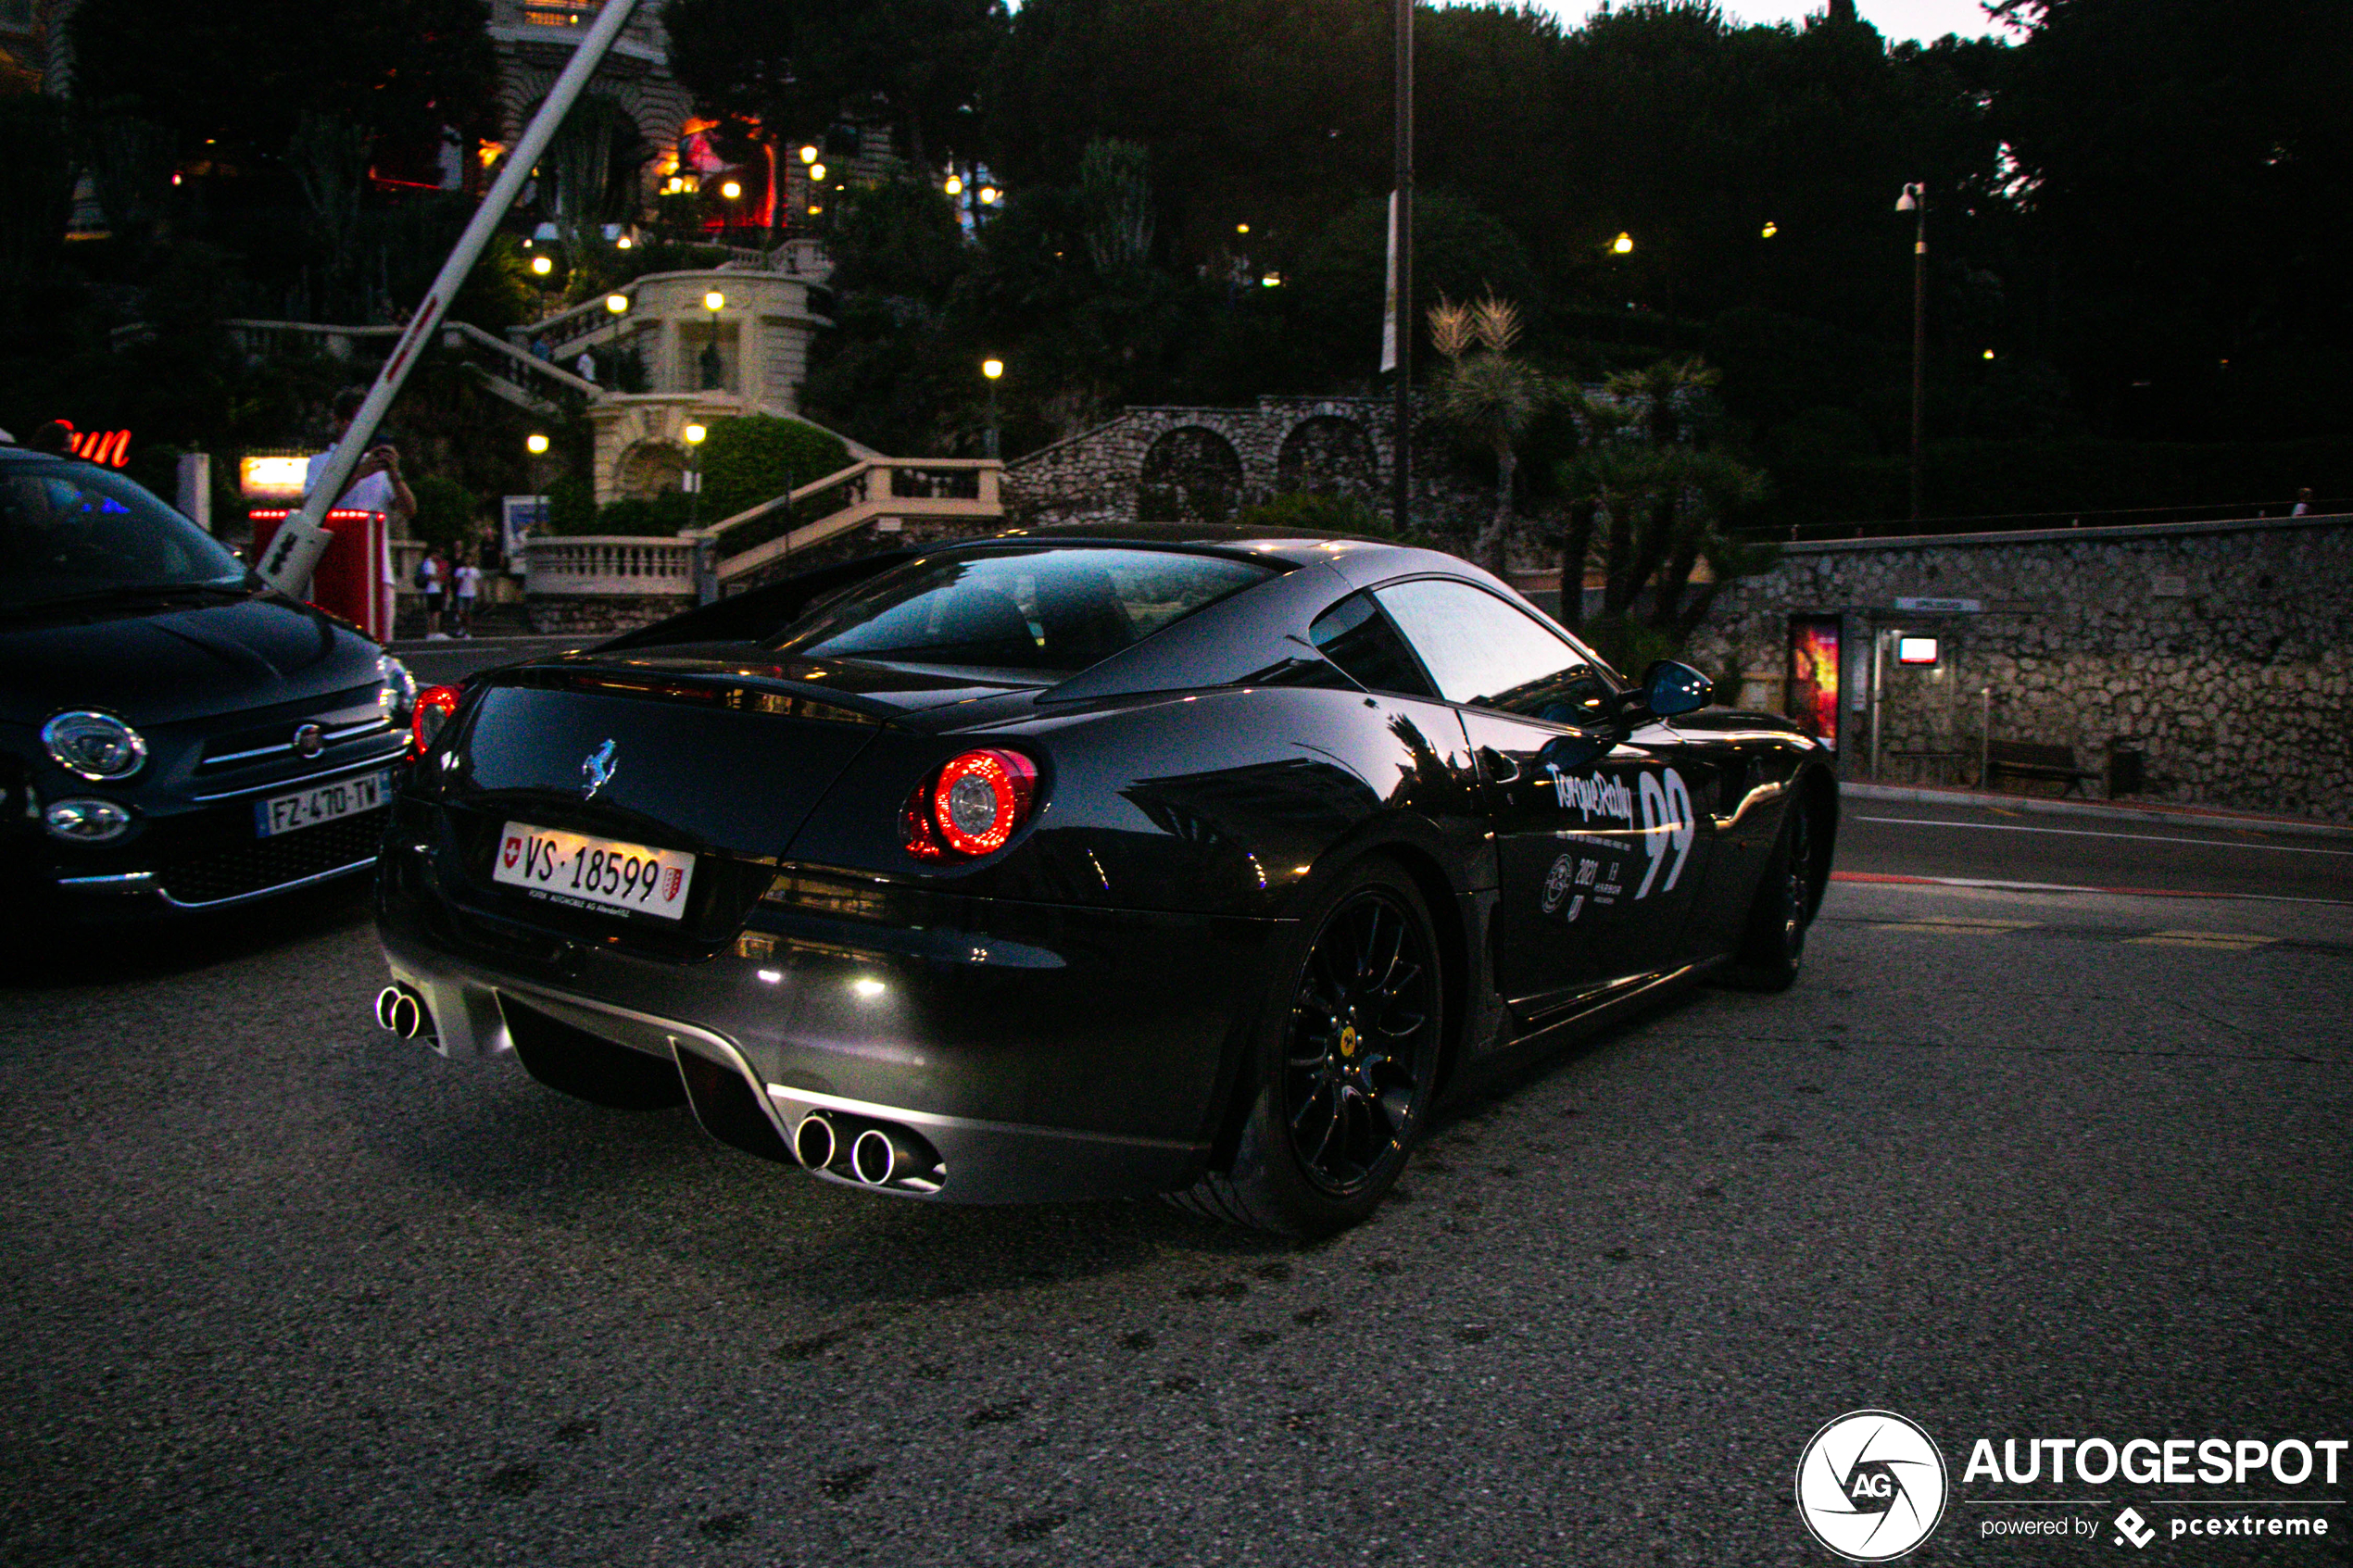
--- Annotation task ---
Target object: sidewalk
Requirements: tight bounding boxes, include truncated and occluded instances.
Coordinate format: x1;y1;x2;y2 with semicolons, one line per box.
1842;780;2353;842
385;633;581;657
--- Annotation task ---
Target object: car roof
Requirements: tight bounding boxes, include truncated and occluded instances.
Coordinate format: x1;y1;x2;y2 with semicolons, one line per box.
950;519;1412;571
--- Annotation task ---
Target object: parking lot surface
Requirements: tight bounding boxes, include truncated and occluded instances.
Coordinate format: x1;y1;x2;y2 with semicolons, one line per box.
2;817;2348;1565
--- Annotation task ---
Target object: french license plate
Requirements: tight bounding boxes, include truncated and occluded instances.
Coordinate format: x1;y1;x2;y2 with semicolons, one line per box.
254;770;392;837
492;820;695;921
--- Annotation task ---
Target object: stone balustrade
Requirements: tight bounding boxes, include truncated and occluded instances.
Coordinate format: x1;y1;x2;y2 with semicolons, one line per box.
523;535;699;596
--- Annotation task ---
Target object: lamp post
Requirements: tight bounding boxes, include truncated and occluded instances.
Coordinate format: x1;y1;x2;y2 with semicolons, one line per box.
981;358;1003;459
524;432;550;539
1896;182;1926;521
1390;0;1414;542
682;421;706;529
683;420;713;601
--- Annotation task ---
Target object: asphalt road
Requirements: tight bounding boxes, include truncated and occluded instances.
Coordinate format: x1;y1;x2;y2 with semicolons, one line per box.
3;815;2348;1565
1841;799;2353;905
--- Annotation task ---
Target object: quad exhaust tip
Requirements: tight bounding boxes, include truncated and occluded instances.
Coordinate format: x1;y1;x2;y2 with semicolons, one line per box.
793;1110;943;1194
372;985;434;1042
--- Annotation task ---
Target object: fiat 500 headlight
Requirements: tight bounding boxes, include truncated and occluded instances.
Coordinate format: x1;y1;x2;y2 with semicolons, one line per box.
43;711;148;781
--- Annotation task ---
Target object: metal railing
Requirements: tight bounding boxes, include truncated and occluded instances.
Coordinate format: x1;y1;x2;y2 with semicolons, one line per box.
692;458;1005;583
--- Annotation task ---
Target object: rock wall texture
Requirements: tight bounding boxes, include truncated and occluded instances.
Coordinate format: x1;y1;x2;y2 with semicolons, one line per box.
1684;515;2353;821
525;591;697;635
1001;396;1508;544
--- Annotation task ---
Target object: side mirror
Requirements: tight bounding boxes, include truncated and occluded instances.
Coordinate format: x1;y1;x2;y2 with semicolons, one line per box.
1640;659;1713;720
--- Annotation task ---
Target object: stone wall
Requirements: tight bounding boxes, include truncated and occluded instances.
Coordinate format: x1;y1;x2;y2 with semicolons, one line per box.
525;591;697;636
1684;515;2353;821
1004;395;1505;542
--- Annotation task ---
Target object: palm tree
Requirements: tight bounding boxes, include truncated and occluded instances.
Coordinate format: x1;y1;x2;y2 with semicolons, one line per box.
1427;294;1552;572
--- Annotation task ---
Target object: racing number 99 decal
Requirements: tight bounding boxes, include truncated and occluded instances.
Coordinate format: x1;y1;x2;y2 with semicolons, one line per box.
1634;770;1696;899
1541;767;1694;925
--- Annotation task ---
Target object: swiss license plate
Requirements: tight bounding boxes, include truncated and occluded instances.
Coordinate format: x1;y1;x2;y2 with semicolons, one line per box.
254;770;391;837
492;820;695;922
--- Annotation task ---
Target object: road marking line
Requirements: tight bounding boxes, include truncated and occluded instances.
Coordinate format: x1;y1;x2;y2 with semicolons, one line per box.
2127;930;2280;951
1877;918;2037;934
1831;871;2353;908
1857;816;2353;858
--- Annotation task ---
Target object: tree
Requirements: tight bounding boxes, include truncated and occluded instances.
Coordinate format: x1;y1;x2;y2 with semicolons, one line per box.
1554;355;1773;667
68;0;497;174
662;0;1005;170
1991;0;2353;439
1426;293;1553;571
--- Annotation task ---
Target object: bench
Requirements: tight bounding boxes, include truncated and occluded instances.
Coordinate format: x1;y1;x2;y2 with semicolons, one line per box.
1984;739;2103;797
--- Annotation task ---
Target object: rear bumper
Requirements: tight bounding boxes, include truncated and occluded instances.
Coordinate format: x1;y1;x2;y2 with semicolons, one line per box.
376;880;1279;1203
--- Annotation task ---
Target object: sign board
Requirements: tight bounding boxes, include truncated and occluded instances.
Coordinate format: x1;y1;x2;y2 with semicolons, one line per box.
1894;596;1982;613
240;454;310;500
501;495;547;573
1896;635;1941;666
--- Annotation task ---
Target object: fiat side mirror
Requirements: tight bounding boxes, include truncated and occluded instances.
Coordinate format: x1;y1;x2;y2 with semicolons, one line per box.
1637;659;1713;720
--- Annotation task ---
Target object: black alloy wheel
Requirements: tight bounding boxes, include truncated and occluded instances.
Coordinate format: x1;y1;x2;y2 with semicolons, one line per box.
1282;888;1437;1194
1165;857;1445;1236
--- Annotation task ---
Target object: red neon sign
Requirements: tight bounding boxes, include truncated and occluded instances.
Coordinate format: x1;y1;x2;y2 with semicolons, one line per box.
47;420;133;468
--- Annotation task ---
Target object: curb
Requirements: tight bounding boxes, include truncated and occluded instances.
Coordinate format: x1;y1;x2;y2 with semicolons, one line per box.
1840;782;2353;842
386;634;584;656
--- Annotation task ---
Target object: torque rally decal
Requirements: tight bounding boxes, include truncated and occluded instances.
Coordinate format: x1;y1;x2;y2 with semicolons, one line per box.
1539;765;1696;923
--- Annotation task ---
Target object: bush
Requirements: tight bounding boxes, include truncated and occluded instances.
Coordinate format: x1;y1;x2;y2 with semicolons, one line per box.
701;414;854;525
545;474;598;535
408;473;478;546
1236;492;1390;537
591;492;698;536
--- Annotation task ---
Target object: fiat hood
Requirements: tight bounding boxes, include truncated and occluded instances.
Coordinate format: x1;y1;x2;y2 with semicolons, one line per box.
0;594;384;726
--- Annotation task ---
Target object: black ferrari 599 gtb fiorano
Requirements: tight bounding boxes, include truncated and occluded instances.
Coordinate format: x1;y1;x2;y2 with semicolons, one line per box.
372;524;1835;1235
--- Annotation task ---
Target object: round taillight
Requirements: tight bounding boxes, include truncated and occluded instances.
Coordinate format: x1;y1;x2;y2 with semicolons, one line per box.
925;749;1038;857
411;684;461;755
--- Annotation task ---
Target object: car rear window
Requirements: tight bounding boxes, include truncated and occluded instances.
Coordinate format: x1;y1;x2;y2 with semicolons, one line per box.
774;546;1277;673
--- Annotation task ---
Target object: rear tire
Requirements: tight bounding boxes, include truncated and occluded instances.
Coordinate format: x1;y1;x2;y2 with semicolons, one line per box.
1165;857;1444;1237
1722;792;1818;993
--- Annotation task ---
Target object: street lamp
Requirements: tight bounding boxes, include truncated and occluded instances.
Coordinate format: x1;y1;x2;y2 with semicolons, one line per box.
1611;231;1634;255
524;433;550;536
530;253;553;276
604;292;629;315
981;358;1003;459
720;179;741;201
1896;182;1927;521
808;163;826;184
944;174;963;196
682;420;707;530
703;289;725;314
799;145;818;165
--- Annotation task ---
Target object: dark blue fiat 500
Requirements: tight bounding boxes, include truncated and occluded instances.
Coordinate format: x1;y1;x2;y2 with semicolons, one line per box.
0;443;414;921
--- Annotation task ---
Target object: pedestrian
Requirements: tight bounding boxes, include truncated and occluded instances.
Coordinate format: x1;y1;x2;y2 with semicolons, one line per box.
305;388;415;638
414;550;445;637
452;550;482;637
2292;487;2314;517
531;334;554;362
575;350;597;384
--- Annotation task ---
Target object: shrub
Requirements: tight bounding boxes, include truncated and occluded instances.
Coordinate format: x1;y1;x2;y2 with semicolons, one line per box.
407;473;478;546
1236;492;1390;537
700;414;854;525
591;492;697;536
